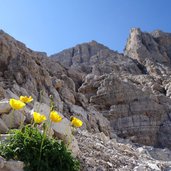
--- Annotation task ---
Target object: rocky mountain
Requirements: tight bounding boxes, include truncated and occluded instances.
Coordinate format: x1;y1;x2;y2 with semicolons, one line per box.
50;28;171;149
1;28;171;170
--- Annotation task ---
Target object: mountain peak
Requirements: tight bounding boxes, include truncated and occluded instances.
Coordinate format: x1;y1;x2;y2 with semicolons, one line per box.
125;28;171;65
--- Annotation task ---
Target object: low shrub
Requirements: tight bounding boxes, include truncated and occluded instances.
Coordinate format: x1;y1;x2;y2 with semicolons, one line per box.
0;125;80;171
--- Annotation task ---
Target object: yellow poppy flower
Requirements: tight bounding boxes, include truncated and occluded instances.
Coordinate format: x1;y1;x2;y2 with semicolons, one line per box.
50;111;62;123
9;98;26;110
70;117;83;128
33;112;46;124
20;96;33;103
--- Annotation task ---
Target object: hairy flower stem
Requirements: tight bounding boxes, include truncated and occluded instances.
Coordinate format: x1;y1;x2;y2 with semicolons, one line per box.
19;110;25;129
47;120;52;137
49;94;55;112
65;123;73;147
10;109;15;128
37;123;47;171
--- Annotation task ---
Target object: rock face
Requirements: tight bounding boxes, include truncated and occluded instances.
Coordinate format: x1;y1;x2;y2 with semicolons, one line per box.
1;28;171;153
0;30;109;138
51;28;171;149
125;28;171;65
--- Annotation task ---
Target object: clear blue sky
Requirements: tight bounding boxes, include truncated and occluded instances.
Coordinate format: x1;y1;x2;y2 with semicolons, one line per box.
0;0;171;55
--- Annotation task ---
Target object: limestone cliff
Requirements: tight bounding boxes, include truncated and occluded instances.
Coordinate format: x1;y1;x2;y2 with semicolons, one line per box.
1;28;171;150
51;28;171;149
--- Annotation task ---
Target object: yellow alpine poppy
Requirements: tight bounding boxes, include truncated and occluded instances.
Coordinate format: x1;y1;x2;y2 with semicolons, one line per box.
33;112;46;124
9;98;26;110
20;96;33;103
50;111;62;123
70;117;83;128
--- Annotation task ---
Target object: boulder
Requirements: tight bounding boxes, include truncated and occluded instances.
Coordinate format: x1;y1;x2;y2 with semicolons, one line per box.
61;74;76;92
0;118;9;133
59;87;75;104
33;102;79;156
52;78;63;90
0;156;24;171
1;110;26;129
0;99;11;114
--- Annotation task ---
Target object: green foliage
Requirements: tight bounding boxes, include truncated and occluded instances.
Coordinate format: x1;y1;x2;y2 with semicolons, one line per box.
0;125;80;171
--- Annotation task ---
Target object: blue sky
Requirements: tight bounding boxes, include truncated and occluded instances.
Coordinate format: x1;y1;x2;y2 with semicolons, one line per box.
0;0;171;55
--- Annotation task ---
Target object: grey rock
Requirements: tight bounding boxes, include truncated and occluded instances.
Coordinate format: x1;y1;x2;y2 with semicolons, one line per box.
52;78;63;90
124;28;171;64
0;99;11;114
77;130;171;171
1;110;26;129
0;156;24;171
0;87;6;100
33;102;79;156
0;118;9;133
59;87;75;104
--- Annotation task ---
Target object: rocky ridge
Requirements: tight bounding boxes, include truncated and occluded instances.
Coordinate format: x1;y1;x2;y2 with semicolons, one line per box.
0;28;171;170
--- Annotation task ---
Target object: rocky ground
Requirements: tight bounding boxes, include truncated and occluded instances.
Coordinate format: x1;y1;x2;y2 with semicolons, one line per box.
76;130;171;171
